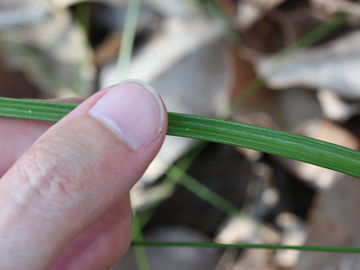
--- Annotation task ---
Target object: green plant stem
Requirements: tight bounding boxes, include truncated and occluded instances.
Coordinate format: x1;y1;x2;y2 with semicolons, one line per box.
76;3;90;42
232;13;348;107
203;0;241;44
0;97;359;178
117;0;141;80
168;113;360;178
169;165;241;216
132;214;151;270
132;241;360;253
136;142;207;229
136;142;259;230
169;165;260;227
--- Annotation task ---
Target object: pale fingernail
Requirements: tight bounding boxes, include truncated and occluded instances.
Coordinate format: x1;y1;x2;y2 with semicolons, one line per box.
89;80;165;149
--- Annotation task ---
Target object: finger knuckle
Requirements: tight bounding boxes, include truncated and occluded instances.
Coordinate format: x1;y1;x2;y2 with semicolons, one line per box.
16;140;86;209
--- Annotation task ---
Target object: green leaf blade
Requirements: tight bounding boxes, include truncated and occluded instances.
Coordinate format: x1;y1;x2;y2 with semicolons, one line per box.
132;240;360;253
0;97;359;178
168;113;360;178
0;97;76;122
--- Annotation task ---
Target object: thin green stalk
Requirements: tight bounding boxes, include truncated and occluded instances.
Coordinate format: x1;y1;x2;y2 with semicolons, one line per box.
203;0;242;44
132;214;151;270
137;142;259;230
119;2;148;268
168;113;360;177
132;241;360;253
76;3;91;42
169;166;241;216
232;13;348;108
0;97;359;178
169;165;260;228
117;0;141;80
117;0;149;246
136;142;207;229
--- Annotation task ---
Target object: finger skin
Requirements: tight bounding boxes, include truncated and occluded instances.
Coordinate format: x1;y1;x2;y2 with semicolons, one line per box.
51;196;132;270
0;98;132;270
0;118;52;176
0;82;167;270
0;98;84;175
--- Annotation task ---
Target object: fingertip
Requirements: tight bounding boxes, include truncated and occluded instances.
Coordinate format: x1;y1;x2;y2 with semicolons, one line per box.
89;80;166;150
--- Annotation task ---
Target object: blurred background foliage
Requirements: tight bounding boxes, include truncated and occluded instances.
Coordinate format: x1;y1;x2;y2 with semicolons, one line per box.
1;0;360;269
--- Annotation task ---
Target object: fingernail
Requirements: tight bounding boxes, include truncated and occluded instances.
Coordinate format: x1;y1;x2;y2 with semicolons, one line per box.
89;80;165;149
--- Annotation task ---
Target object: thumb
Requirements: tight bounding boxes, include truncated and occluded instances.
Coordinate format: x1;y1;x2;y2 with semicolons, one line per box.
0;80;167;269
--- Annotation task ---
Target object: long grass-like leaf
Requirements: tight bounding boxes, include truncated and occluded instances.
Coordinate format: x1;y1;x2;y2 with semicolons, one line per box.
136;142;207;229
168;113;360;177
132;214;151;270
233;13;348;107
132;241;360;253
117;0;141;80
0;97;359;178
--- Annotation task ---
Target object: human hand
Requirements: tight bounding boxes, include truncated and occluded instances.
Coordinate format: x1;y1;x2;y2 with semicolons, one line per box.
0;81;167;270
